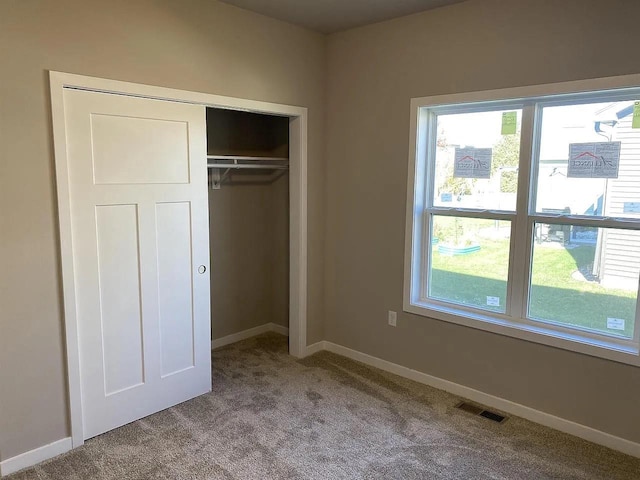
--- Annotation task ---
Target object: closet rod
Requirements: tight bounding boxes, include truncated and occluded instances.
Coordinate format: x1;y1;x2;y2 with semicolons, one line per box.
207;164;288;170
206;155;289;162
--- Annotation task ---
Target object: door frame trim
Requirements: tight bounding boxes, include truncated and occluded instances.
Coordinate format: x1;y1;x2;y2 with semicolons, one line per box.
49;71;309;449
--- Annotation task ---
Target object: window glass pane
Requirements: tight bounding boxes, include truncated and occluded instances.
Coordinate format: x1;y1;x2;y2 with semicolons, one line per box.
433;109;522;211
529;224;639;339
428;216;511;313
535;100;640;219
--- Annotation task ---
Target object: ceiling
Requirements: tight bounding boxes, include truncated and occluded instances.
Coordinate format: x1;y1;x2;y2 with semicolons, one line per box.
218;0;467;34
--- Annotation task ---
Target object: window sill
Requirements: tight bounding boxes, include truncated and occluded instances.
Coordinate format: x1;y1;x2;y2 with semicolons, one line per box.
404;300;640;367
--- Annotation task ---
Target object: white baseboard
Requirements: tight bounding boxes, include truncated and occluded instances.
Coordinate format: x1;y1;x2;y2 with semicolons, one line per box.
269;323;290;336
322;341;640;459
212;323;289;350
0;437;72;477
304;340;327;356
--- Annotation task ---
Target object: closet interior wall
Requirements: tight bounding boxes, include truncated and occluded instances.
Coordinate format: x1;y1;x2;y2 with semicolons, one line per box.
207;108;290;340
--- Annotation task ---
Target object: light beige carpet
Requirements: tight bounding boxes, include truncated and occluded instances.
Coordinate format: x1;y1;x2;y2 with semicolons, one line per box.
7;333;640;479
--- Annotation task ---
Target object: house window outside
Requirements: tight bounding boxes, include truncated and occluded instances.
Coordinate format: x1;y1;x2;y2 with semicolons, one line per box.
405;79;640;364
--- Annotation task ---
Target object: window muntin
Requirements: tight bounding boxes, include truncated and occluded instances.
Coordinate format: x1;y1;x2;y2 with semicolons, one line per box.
408;83;640;360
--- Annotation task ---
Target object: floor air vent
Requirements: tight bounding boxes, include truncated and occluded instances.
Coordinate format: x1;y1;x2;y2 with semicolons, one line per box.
456;402;507;423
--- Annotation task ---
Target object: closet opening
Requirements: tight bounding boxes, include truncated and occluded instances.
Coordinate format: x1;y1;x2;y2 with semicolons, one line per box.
206;108;291;349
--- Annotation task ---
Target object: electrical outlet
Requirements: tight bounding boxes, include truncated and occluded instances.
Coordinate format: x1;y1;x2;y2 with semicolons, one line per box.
388;310;397;327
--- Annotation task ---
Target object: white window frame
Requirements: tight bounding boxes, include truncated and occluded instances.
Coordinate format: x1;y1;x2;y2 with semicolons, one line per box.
404;74;640;367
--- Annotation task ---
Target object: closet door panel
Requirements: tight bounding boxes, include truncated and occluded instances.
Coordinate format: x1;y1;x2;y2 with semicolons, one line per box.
156;201;196;377
95;204;145;395
91;113;190;184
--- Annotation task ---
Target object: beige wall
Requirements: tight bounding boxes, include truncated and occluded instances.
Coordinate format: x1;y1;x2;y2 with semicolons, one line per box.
271;174;291;329
209;174;289;339
325;0;640;444
0;0;324;460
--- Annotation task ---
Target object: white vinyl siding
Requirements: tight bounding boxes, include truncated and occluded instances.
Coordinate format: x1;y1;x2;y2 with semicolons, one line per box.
601;113;640;289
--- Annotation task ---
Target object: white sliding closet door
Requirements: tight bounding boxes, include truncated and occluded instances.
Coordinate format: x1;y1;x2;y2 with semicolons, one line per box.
64;89;211;439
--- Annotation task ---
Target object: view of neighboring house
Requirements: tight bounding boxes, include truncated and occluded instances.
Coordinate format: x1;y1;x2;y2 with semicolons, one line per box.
538;101;640;290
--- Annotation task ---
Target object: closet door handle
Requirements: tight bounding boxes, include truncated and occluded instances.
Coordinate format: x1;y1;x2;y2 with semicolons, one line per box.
197;265;207;274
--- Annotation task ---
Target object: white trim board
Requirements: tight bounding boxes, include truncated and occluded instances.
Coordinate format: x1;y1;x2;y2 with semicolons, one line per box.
212;323;289;350
49;70;308;451
304;340;326;356
0;438;72;477
319;341;640;459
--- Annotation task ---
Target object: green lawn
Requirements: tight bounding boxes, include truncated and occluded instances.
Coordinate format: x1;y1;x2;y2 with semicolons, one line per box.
430;229;636;338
